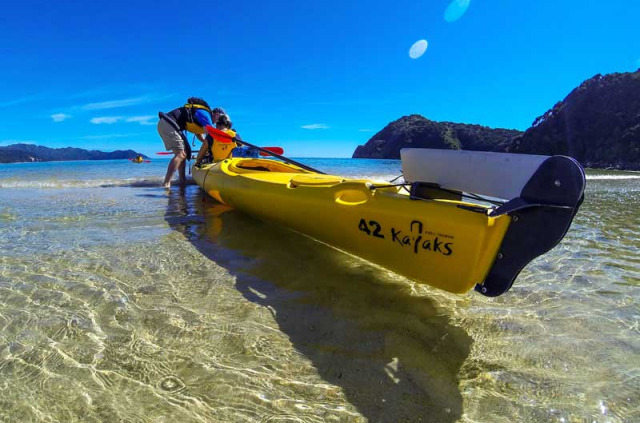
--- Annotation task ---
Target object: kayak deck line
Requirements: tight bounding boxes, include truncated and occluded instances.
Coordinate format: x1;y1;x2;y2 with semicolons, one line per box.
192;150;586;297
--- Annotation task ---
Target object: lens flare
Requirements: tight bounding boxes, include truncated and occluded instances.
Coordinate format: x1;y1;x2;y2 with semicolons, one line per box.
444;0;471;23
409;40;428;59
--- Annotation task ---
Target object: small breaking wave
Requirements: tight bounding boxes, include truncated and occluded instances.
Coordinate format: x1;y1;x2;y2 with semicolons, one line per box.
0;178;194;189
350;174;405;183
586;174;640;180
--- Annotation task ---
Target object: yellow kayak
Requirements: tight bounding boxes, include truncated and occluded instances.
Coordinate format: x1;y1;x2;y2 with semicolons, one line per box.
192;150;585;296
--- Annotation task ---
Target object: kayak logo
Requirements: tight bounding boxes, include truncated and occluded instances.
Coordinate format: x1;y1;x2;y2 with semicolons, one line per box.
358;218;454;256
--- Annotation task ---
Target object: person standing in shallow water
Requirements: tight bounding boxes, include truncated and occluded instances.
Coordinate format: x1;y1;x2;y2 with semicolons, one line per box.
157;98;222;188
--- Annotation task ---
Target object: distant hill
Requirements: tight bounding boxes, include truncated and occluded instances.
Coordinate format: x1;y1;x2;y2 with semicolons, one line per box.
353;69;640;170
352;115;522;159
0;144;148;163
510;70;640;169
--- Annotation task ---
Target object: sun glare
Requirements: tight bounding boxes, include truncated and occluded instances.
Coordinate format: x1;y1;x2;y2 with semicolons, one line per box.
444;0;471;23
409;40;428;59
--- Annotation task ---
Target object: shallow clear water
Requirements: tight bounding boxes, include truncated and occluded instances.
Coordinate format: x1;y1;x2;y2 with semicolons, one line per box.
0;159;638;422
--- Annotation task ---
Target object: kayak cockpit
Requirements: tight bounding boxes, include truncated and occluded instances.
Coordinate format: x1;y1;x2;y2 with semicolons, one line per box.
225;158;311;175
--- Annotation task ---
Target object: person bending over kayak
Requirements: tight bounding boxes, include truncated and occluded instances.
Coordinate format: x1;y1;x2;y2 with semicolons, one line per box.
194;113;244;166
157;98;223;188
193;108;228;165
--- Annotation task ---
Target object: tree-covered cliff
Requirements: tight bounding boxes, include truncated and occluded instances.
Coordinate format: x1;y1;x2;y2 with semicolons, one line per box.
352;115;521;159
353;70;640;170
0;144;147;163
510;70;640;169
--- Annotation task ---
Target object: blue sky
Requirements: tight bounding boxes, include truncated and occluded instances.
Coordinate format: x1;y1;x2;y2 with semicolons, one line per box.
1;0;638;157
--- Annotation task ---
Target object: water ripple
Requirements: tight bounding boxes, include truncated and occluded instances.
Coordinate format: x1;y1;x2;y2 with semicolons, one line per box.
0;166;638;422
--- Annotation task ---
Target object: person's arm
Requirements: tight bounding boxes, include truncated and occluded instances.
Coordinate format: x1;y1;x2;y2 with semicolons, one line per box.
194;142;207;164
195;109;220;140
194;109;213;127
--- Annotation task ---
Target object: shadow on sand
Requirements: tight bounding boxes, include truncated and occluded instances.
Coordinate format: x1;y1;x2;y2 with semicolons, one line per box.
163;186;472;423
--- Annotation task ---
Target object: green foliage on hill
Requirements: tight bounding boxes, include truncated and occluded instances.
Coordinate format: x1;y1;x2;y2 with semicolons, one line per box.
510;70;640;169
353;69;640;170
352;115;521;159
0;144;147;163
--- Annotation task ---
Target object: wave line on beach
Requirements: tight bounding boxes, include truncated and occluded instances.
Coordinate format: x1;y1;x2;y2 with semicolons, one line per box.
586;175;640;180
0;178;188;189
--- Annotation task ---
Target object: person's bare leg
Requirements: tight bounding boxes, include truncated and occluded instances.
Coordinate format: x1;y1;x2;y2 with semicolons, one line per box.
163;155;179;188
178;159;187;189
164;151;186;188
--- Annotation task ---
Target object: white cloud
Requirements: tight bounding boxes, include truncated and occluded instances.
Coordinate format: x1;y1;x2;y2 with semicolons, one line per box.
90;116;122;124
0;96;39;108
358;128;374;132
51;113;71;122
79;133;141;140
301;123;329;130
125;115;156;125
89;115;157;125
82;97;148;111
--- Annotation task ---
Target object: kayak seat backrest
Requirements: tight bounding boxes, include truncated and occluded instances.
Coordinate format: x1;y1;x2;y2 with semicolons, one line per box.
401;148;549;200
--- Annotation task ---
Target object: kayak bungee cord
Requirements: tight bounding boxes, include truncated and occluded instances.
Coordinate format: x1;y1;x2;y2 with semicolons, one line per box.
388;173;405;183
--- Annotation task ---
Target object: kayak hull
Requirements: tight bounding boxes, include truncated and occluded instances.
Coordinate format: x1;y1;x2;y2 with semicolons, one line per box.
193;158;512;294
